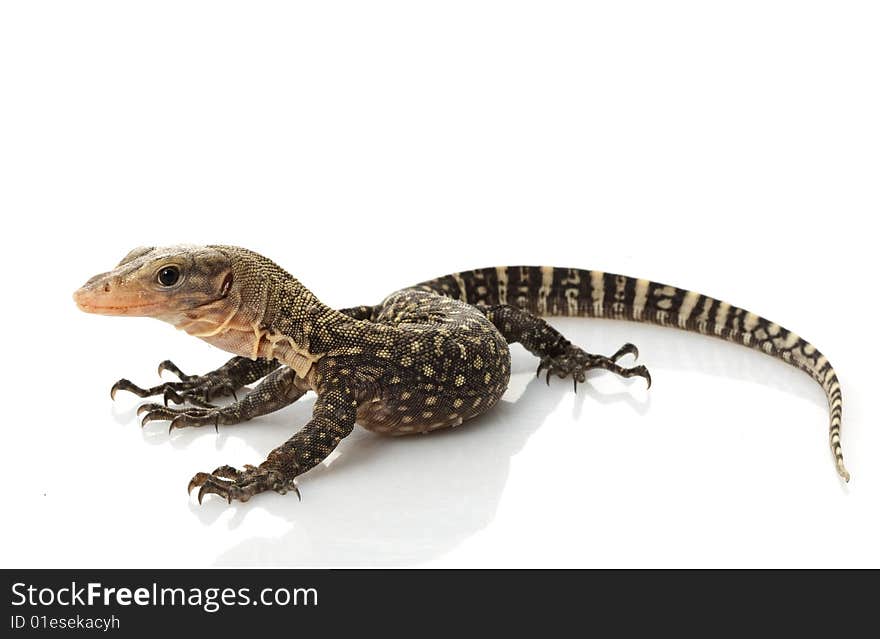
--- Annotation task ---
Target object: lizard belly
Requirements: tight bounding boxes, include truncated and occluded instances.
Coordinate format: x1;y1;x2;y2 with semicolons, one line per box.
357;397;465;435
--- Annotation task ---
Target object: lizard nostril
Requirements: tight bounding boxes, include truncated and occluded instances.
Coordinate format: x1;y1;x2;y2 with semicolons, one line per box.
103;282;111;293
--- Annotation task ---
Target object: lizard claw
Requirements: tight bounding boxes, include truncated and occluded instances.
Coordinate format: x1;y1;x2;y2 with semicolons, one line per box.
188;465;299;504
110;378;147;400
197;481;232;505
610;342;639;362
112;360;241;408
137;403;159;417
168;414;186;434
139;404;229;431
537;343;651;391
629;365;651;389
139;406;172;427
157;359;191;380
188;473;236;504
188;473;209;496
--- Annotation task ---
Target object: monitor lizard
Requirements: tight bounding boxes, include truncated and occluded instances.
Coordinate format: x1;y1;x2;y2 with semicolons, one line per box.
73;245;848;503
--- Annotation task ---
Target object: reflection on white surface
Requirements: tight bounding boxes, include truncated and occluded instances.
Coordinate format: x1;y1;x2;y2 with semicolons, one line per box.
169;319;826;567
5;304;870;570
198;373;594;566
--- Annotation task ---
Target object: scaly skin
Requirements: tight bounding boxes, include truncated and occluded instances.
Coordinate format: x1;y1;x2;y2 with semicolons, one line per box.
73;246;848;503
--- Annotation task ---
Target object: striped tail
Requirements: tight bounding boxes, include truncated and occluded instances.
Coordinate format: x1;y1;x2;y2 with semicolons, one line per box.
416;266;848;481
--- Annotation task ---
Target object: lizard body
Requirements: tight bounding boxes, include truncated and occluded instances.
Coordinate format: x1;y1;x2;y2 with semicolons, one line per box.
74;245;848;502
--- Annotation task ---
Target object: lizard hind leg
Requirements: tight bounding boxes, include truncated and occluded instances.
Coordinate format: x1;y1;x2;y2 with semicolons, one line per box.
482;304;651;391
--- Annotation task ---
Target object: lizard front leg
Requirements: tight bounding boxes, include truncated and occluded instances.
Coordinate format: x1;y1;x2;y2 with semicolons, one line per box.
137;367;308;432
110;306;371;408
482;304;651;390
110;356;279;407
188;385;357;503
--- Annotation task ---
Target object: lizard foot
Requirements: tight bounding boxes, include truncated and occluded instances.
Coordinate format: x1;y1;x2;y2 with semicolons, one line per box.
110;359;239;408
536;342;651;391
188;464;300;504
137;403;229;433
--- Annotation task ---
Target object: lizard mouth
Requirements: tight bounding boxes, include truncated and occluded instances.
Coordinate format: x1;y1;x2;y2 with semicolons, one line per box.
73;287;166;316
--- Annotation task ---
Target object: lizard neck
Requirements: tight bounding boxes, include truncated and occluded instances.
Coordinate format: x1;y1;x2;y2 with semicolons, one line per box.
169;260;359;380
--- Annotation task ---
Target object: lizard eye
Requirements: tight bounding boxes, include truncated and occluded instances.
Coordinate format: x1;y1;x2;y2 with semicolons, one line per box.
157;266;180;287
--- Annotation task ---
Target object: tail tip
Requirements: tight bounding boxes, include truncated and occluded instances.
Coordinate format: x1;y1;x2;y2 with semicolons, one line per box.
837;463;851;483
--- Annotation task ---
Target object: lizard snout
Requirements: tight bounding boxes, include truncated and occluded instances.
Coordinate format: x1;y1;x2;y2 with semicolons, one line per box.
73;272;150;316
74;274;113;314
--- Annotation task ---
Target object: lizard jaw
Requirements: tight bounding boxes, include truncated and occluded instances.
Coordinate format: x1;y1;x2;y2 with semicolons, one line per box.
73;286;170;316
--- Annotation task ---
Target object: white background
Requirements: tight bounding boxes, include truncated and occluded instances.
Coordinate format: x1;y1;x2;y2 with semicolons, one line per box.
1;1;877;568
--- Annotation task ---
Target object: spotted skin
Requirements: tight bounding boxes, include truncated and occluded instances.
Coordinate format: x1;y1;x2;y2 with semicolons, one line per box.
352;290;512;435
73;248;849;504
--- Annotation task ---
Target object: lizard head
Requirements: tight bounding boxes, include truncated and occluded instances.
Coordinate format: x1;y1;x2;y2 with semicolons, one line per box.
73;245;234;319
75;244;323;362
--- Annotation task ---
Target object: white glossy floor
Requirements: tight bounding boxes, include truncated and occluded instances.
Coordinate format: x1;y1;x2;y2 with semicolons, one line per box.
7;276;878;568
1;2;877;568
